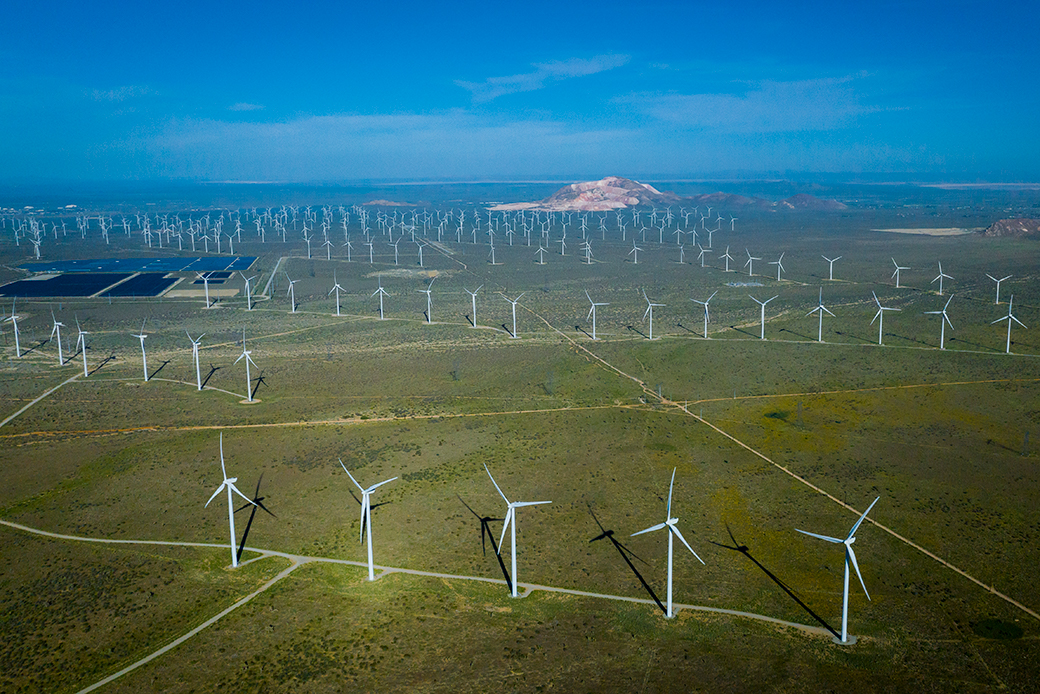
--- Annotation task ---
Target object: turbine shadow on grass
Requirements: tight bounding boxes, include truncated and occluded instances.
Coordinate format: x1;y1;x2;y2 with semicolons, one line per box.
729;325;758;339
575;325;593;340
675;322;697;335
947;336;1000;353
21;338;49;357
501;323;514;338
235;473;276;563
888;333;930;348
251;371;267;400
148;359;171;380
833;330;874;344
711;523;839;639
89;352;117;375
779;328;815;342
587;504;665;615
457;495;511;588
201;364;221;388
626;325;650;340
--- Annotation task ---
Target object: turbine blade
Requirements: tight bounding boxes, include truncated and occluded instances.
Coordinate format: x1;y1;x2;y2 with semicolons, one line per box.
670;525;705;564
513;500;551;507
795;528;843;543
497;507;513;552
847;496;880;539
667;468;676;518
631;521;668;537
847;543;871;600
359;496;369;542
229;483;256;506
484;464;509;504
205;483;226;507
339;459;365;492
366;476;398;492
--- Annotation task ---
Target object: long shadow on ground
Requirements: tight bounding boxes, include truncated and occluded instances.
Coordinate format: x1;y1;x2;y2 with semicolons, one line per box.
587;504;665;615
711;524;839;638
236;473;276;563
458;495;511;590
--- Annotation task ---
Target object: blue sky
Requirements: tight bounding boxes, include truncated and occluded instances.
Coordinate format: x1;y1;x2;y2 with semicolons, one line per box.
2;1;1037;182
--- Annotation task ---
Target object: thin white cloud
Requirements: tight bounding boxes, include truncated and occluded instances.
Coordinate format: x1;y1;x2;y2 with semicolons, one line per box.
624;77;878;132
90;85;156;102
456;54;630;102
229;102;265;111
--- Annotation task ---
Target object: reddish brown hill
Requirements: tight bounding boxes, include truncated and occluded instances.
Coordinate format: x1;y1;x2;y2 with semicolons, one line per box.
984;218;1040;238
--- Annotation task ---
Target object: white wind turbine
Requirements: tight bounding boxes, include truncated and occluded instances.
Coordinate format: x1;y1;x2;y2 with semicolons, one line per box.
240;272;256;310
628;241;643;264
132;320;148;380
697;245;711;268
992;294;1026;354
871;291;900;345
807;288;835;343
986;273;1011;304
372;276;390;320
585;289;609;340
235;329;258;402
205;433;256;568
418;277;436;323
196;272;213;308
891;258;910;288
6;302;22;357
328;272;345;316
744;249;761;277
796;496;879;644
464;285;483;327
643;290;664;340
822;255;842;281
721;246;734;272
502;292;525;338
485;463;551;598
75;318;89;377
187;331;205;390
340;459;397;582
631;468;704;618
50;313;66;365
931;261;953;295
285;273;299;313
749;294;778;340
924;295;954;350
769;252;786;281
690;290;718;339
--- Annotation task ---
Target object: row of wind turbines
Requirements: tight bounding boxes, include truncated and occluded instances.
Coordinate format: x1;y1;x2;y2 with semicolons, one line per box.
207;432;880;644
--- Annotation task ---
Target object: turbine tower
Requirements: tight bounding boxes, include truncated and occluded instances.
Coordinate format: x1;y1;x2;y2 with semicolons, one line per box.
240;272;257;311
690;290;718;339
720;246;734;272
924;295;954;349
891;258;910;288
870;291;900;345
5;303;22;357
986;273;1012;305
285;273;299;313
931;261;953;295
796;496;880;644
418;277;436;324
749;294;779;340
744;248;761;277
822;255;842;281
485;463;551;598
132;320;148;381
585;289;609;340
50;313;66;365
75;318;89;377
328;272;345;316
235;329;258;401
768;252;786;281
807;288;835;343
631;468;704;618
464;285;483;327
991;294;1026;354
502;292;525;338
187;331;205;390
340;460;397;582
205;433;256;568
642;290;665;340
372;276;390;320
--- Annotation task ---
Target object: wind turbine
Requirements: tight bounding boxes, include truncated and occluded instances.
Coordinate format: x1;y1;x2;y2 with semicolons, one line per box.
285;273;299;313
749;295;778;340
769;252;786;281
372;276;390;320
75;318;89;377
931;261;953;295
807;288;835;343
132;320;148;380
485;463;551;598
464;285;483;327
418;277;436;323
631;468;704;618
690;290;718;339
5;302;21;357
187;331;205;390
642;290;665;341
721;246;734;272
991;294;1026;354
628;241;643;264
744;249;761;277
235;329;258;401
986;273;1011;304
205;433;256;568
696;245;711;268
240;273;257;310
50;313;66;365
924;295;954;349
796;496;879;644
822;255;842;281
891;258;910;288
340;459;397;582
585;289;609;340
328;272;345;316
196;272;213;308
502;293;524;338
871;291;900;345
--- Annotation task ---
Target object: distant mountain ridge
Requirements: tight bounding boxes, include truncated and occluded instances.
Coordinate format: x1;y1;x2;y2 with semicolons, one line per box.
490;176;846;211
984;218;1040;238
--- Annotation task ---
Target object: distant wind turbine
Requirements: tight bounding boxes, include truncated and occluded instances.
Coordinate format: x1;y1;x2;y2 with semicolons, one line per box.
485;463;551;598
924;295;954;349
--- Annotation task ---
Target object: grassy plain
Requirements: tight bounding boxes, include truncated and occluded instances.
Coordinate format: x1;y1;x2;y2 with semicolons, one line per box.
1;198;1039;691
